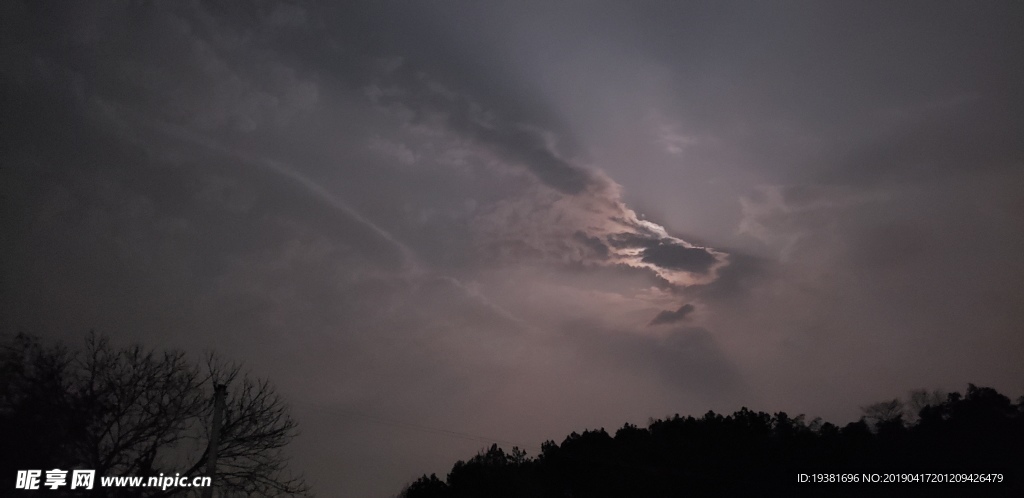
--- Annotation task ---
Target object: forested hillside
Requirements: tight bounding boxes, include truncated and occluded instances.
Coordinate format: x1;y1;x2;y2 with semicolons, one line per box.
401;385;1024;497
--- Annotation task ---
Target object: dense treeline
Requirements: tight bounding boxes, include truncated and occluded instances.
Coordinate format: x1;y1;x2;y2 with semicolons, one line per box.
401;385;1024;497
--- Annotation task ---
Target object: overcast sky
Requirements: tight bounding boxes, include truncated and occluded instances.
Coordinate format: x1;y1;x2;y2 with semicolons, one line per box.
2;1;1023;496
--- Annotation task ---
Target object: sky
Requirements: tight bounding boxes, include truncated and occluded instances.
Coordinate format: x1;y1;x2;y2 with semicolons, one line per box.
2;1;1023;496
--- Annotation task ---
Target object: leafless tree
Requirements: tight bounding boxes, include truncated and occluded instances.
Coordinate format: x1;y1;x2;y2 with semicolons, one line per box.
0;333;310;497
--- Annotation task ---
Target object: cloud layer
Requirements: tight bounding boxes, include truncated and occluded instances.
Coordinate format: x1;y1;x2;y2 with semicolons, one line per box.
3;2;1023;497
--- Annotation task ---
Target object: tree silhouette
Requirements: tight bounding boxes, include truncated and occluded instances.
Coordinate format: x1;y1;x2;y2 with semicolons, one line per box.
401;385;1024;497
0;333;310;497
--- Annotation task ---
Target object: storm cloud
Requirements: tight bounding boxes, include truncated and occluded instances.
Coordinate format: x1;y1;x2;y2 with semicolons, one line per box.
641;243;718;273
649;304;696;326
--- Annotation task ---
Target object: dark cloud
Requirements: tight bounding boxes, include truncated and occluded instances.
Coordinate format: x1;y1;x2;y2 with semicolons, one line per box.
641;242;718;273
500;126;593;194
572;231;610;259
368;64;596;195
649;304;695;326
684;251;766;302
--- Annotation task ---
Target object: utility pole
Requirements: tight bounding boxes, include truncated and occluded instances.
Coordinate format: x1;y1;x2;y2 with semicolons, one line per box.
202;384;227;498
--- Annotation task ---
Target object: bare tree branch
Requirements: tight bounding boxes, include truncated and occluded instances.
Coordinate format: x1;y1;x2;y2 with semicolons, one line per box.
1;333;311;497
